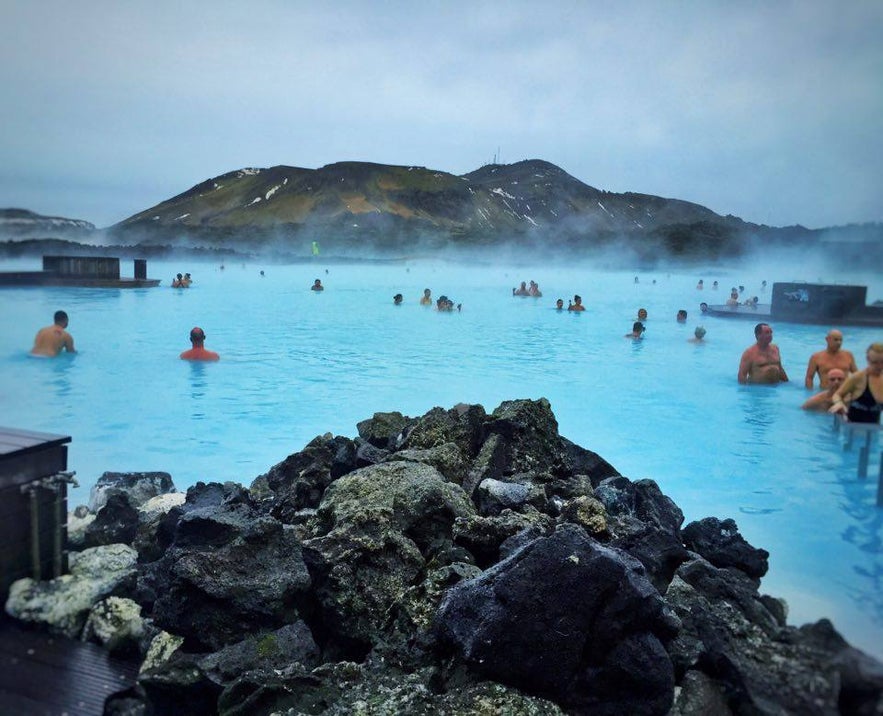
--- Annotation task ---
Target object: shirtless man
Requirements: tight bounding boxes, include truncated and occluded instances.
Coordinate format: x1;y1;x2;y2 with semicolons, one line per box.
568;295;585;312
802;368;846;411
804;329;857;389
31;311;75;356
738;323;788;384
180;327;219;361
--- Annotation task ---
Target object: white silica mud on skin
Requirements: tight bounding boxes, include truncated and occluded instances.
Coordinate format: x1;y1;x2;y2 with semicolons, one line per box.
1;255;882;658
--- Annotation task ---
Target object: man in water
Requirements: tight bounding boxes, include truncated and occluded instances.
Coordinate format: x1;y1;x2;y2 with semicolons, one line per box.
420;288;432;305
180;327;220;361
738;323;788;384
677;309;687;323
804;329;857;389
802;368;846;411
393;293;403;305
555;298;565;310
31;310;75;356
311;279;324;291
688;326;707;343
568;295;585;312
625;321;645;339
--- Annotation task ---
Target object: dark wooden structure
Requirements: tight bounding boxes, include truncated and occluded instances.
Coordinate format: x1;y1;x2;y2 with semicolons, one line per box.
0;256;160;288
0;429;140;713
704;282;883;327
0;616;140;715
0;427;73;600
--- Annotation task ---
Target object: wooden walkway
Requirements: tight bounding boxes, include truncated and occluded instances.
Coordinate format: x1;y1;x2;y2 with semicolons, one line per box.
0;616;139;715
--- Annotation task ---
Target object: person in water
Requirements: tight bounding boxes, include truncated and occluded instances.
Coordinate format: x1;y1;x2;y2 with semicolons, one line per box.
568;295;585;312
637;308;648;321
555;298;565;310
828;343;883;423
420;288;432;305
805;329;857;389
625;321;645;339
180;327;220;361
738;323;788;384
31;310;75;357
696;279;704;290
182;272;192;287
802;368;846;412
677;309;687;323
513;281;530;296
172;273;184;288
311;279;324;291
688;326;707;343
699;302;709;314
436;295;456;312
528;280;542;297
393;293;403;305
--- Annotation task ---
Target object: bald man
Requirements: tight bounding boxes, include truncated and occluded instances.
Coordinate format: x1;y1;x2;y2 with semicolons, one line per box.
805;329;857;389
179;327;219;361
802;368;846;411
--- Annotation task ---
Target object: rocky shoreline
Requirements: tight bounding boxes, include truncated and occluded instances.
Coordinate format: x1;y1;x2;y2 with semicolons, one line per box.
6;399;883;714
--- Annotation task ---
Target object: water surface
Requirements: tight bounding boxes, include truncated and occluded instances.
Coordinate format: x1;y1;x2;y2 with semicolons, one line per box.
1;256;881;658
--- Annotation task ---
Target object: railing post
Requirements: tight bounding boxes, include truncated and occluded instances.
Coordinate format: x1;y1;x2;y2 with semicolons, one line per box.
878;453;883;507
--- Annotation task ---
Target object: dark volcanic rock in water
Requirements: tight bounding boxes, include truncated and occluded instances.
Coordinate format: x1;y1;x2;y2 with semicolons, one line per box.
682;515;770;579
11;398;883;715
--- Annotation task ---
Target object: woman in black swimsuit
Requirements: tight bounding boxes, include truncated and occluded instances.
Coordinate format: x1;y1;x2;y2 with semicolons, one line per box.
829;342;883;423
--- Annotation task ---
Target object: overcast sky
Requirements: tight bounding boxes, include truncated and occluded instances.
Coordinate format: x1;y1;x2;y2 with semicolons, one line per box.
1;1;880;229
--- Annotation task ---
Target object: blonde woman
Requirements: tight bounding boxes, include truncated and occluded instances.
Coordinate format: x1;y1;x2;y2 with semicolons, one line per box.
829;343;883;423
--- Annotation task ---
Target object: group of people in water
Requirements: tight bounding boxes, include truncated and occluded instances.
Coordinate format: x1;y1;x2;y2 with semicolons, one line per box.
27;269;883;426
513;280;542;297
737;323;883;423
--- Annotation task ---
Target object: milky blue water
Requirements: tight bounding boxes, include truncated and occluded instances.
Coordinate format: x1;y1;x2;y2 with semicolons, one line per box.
1;255;882;659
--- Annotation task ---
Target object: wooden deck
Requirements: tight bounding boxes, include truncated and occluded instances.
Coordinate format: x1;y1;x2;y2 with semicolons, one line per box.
0;616;139;715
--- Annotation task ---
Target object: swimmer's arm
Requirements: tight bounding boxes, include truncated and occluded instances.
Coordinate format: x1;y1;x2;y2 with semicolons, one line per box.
64;334;75;353
804;356;818;389
828;374;859;414
738;352;751;384
778;364;789;382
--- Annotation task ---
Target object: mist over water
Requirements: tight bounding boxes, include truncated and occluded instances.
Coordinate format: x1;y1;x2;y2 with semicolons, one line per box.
1;250;882;658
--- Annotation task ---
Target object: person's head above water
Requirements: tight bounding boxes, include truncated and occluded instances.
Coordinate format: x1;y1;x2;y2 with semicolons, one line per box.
54;310;69;327
637;308;648;320
632;321;645;333
677;309;687;322
826;368;846;387
694;326;706;339
181;326;219;361
393;293;403;304
556;298;564;309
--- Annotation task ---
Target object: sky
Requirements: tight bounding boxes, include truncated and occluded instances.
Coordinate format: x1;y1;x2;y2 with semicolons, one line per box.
1;1;881;230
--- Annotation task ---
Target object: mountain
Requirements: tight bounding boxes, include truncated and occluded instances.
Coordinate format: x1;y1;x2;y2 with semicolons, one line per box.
4;161;880;265
109;159;768;259
0;208;95;238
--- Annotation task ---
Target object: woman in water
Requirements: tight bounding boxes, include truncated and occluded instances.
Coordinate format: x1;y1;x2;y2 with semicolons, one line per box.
829;343;883;423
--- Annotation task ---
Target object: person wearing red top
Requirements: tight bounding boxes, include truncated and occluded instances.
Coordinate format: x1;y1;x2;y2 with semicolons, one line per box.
179;327;219;361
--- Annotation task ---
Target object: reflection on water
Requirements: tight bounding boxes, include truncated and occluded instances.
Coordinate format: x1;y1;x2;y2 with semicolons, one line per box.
187;362;208;418
1;259;882;658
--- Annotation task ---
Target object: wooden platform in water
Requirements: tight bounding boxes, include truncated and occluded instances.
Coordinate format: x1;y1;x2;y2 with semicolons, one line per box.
0;616;139;715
